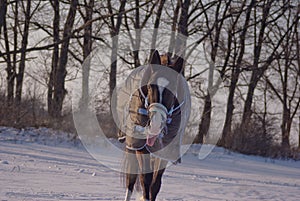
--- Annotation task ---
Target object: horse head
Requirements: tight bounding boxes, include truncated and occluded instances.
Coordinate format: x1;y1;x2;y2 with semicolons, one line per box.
144;50;184;146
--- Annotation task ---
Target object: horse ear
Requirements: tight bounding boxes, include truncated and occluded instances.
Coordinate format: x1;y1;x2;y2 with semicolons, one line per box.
149;50;161;65
171;56;184;74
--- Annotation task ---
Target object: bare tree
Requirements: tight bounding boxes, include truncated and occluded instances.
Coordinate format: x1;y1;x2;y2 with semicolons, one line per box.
2;0;39;104
265;2;300;151
15;0;32;103
47;0;60;117
122;0;156;68
51;0;78;117
150;0;166;55
240;0;299;145
220;0;256;147
107;0;126;100
194;0;231;144
241;0;274;128
80;0;95;110
2;0;14;104
3;0;19;104
174;0;190;59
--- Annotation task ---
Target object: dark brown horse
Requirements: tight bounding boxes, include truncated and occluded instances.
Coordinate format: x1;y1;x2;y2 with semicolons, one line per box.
119;50;188;201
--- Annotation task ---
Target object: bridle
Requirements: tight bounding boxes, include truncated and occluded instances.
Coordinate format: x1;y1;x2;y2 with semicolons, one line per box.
138;73;185;137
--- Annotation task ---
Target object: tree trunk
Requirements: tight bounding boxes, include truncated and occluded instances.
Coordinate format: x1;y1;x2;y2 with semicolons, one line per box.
81;0;94;111
109;0;126;100
52;0;78;117
150;0;165;54
168;0;180;56
3;5;14;104
48;0;60;116
4;0;19;104
194;94;211;144
175;0;190;60
0;0;7;34
298;116;300;150
11;1;18;102
220;71;239;146
242;78;257;126
281;109;291;150
133;0;140;68
15;0;31;103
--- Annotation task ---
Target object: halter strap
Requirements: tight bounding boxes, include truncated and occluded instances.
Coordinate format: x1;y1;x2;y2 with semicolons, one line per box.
167;101;185;116
138;86;184;117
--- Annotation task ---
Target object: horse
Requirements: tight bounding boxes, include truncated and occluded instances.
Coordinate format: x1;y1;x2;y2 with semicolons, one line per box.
118;50;188;201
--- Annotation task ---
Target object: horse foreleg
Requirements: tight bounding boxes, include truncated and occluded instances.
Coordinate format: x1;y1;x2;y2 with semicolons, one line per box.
150;159;167;201
124;149;138;201
139;172;153;200
124;188;132;201
136;149;153;201
150;168;165;201
124;173;137;201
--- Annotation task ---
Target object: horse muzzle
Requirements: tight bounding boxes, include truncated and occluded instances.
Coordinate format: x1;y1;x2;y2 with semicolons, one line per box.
146;103;168;146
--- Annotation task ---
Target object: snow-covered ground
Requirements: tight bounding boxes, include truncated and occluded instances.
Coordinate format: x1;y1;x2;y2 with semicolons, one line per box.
0;127;300;201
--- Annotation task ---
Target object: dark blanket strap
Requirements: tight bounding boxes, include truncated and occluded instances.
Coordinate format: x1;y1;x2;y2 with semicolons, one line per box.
126;143;147;151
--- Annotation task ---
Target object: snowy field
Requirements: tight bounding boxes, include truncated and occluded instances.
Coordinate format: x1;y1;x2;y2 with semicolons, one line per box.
0;127;300;201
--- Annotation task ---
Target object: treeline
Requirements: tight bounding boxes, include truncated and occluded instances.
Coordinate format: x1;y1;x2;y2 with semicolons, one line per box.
0;0;299;157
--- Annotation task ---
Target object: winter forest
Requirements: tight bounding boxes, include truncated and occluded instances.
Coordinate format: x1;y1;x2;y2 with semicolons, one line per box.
0;0;300;159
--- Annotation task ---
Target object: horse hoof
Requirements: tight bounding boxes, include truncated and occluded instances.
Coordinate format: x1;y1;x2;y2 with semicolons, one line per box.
140;197;150;201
